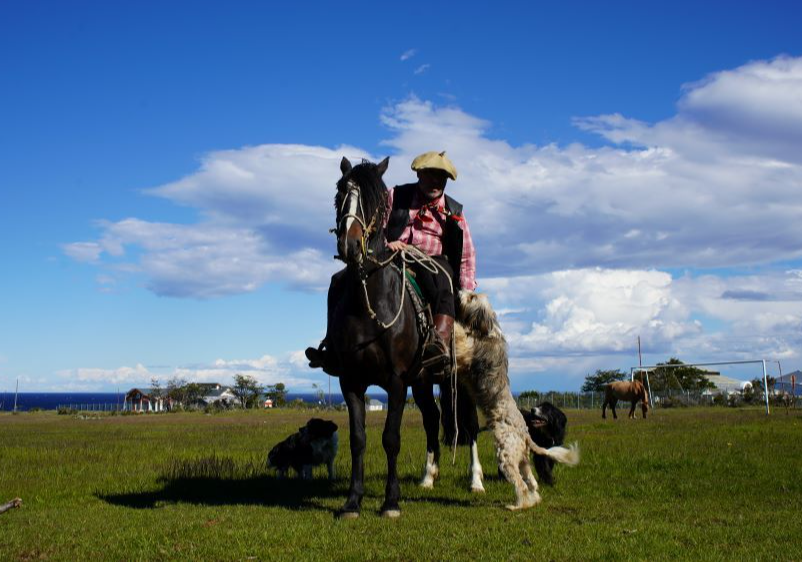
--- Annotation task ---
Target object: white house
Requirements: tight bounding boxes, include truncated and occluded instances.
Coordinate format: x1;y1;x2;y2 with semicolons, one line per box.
123;383;238;412
198;383;238;407
703;374;752;395
123;388;171;412
367;399;385;412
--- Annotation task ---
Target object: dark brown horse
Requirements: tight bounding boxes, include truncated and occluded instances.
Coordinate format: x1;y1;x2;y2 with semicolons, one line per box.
320;156;470;518
602;380;649;419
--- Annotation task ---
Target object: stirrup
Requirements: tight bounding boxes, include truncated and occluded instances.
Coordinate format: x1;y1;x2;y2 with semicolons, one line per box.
421;339;451;376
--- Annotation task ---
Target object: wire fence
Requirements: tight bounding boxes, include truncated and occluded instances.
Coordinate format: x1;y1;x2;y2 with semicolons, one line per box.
57;403;124;412
513;390;802;410
52;390;802;413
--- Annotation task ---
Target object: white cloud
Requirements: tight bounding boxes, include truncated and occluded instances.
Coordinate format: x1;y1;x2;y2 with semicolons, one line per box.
62;242;102;263
483;268;700;357
56;363;153;385
65;57;802;280
485;267;802;387
61;55;802;379
414;64;430;75
55;354;324;391
94;218;336;297
400;48;417;61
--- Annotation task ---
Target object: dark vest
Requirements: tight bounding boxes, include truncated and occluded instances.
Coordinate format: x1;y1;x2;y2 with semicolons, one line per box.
386;183;465;291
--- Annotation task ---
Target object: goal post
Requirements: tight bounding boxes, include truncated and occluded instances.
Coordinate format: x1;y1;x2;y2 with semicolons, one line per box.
630;359;771;415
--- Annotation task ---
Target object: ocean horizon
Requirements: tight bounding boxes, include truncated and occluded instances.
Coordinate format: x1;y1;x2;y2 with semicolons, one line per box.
0;391;391;412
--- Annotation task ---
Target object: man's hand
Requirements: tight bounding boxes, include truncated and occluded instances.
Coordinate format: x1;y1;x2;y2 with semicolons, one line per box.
387;240;409;252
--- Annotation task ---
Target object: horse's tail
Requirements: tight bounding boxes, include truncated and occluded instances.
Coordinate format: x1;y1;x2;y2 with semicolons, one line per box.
526;435;580;467
440;382;479;446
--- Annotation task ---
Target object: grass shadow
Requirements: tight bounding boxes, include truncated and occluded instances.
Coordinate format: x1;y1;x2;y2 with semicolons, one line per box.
96;454;477;512
98;474;344;511
97;454;345;511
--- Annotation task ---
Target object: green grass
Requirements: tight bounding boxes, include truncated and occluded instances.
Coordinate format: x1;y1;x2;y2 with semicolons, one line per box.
1;407;801;561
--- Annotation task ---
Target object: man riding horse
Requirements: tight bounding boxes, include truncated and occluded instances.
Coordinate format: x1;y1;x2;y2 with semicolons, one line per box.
306;150;477;375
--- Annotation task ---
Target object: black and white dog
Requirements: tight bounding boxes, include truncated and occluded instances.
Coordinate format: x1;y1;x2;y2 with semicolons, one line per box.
267;418;338;479
520;402;568;486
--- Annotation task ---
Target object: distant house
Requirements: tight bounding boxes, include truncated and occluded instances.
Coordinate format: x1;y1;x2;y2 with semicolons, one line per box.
776;370;802;395
703;374;752;395
123;388;170;412
367;399;385;412
123;383;238;412
196;383;238;408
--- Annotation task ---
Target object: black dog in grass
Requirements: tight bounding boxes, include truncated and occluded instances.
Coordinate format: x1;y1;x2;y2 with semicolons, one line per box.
267;418;338;479
519;402;568;486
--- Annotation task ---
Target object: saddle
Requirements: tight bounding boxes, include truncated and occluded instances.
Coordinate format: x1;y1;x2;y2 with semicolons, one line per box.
305;263;443;380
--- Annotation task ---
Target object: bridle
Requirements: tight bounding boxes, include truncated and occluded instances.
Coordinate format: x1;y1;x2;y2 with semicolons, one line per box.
335;178;381;263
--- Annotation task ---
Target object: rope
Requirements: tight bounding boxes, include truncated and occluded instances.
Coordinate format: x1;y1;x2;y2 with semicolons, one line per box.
361;259;407;330
451;339;458;464
362;246;453;330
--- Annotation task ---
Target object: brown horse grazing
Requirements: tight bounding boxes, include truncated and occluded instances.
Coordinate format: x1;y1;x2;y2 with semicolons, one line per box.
602;380;649;419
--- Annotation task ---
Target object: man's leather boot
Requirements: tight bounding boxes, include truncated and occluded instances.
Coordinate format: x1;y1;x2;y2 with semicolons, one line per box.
422;314;454;376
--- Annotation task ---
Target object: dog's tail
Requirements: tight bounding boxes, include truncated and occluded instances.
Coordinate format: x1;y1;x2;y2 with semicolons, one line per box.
526;436;580;467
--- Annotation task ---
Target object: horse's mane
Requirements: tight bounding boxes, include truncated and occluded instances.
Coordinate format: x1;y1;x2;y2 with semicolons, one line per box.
336;161;389;254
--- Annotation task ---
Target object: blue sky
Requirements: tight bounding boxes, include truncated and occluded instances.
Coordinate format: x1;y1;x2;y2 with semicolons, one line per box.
2;1;802;393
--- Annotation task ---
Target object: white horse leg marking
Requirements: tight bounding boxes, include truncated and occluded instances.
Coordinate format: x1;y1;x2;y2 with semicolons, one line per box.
469;440;485;493
420;451;440;489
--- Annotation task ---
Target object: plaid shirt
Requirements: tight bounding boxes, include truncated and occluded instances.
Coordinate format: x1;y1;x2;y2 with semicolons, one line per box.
386;187;477;291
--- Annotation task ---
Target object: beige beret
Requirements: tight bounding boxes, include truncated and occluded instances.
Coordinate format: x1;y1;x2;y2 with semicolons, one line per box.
410;151;458;181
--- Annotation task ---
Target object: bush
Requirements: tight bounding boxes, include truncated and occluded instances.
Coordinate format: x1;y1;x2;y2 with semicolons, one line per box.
203;401;232;415
712;393;728;407
661;395;689;408
727;394;743;408
58;407;78;415
289;398;309;409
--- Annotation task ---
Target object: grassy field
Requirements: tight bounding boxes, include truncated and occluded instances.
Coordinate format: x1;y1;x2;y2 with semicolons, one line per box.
1;406;801;561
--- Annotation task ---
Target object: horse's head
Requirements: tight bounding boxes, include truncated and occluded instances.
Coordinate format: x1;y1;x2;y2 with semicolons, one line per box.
635;380;650;417
334;156;390;265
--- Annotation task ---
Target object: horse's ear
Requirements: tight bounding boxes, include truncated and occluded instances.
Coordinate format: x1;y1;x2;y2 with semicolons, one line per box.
376;156;390;177
340;157;352;176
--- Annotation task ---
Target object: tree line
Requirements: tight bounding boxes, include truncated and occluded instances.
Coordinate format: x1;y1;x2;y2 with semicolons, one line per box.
147;374;288;409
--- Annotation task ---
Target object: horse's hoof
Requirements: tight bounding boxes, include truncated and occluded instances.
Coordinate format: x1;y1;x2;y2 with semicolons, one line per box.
381;509;401;519
336;511;360;520
470;484;485;494
505;504;523;511
419;479;434;489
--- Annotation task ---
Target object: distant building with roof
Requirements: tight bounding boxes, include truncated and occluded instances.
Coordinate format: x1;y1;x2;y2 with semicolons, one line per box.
123;383;238;412
367;398;385;412
702;373;752;395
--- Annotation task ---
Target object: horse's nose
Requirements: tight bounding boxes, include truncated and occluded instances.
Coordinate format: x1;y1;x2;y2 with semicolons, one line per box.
345;237;362;264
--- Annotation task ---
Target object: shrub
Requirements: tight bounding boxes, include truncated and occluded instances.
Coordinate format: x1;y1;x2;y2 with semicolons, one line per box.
58;407;78;415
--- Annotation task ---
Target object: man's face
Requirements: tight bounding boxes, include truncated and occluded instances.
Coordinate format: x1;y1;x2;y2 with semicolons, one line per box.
416;169;449;201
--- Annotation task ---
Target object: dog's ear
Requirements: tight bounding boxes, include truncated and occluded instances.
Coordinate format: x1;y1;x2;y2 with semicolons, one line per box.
474;295;496;335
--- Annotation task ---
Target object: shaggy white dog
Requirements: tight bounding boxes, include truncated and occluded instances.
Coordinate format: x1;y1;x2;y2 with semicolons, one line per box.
454;291;580;510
